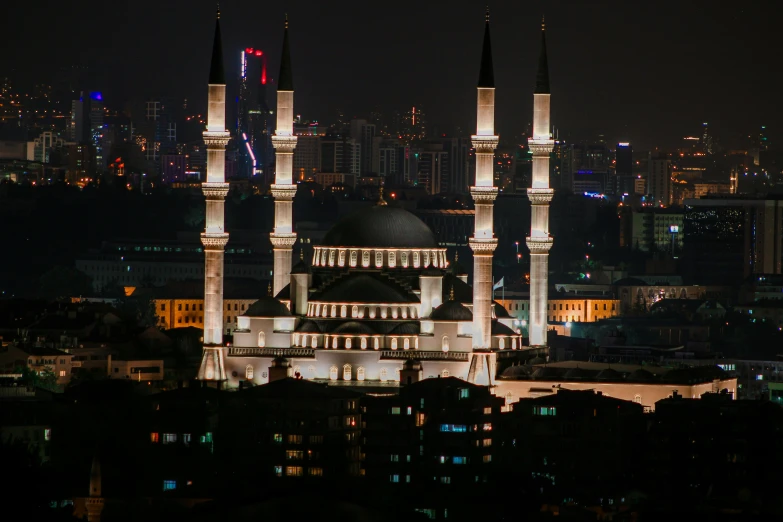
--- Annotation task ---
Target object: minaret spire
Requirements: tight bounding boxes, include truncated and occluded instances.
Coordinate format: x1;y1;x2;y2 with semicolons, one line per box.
198;7;231;384
527;15;555;349
468;9;499;386
270;15;299;296
535;15;550;94
477;7;494;88
85;453;105;521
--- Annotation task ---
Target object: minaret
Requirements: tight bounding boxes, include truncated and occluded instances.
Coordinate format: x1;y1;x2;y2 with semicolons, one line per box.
467;9;499;385
198;6;230;382
270;15;298;296
526;17;554;348
85;455;104;522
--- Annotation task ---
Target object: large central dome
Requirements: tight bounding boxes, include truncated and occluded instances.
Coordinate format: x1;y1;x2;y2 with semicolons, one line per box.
322;205;438;249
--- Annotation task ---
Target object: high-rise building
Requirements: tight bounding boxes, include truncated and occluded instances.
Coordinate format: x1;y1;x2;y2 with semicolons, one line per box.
417;142;449;195
350;119;376;175
615;142;634;194
68;92;105;172
293;136;320;182
648;153;672;206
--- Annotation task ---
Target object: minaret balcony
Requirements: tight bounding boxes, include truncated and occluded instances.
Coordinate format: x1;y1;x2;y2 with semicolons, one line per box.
526;236;553;253
470;135;499;152
271;135;298;152
526;188;554;205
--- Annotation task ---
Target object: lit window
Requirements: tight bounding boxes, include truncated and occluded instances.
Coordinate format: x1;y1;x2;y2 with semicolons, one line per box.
44;429;51;441
151;432;160;443
308;467;323;477
440;476;451;484
533;406;557;416
482;455;492;463
59;370;66;377
390;474;400;483
338;250;345;266
633;395;642;404
163;433;177;444
390;454;399;462
357;367;365;381
757;374;764;381
362;251;370;267
350;250;358;267
257;331;265;348
183;434;191;445
459;388;469;399
482;438;492;447
442;369;449;378
286;450;304;460
287;435;302;444
453;456;466;465
273;433;283;443
329;366;338;381
163;480;176;491
245;365;254;380
274;465;283;477
391;338;397;350
341;305;347;318
380;368;388;382
345;337;352;349
403;338;410;350
343;364;352;381
388;251;396;267
285;466;303;477
391;407;401;415
440;424;467;433
483;423;492;431
442;335;449;352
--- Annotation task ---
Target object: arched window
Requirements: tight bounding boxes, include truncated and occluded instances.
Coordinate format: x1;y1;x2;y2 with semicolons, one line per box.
302;334;309;348
388;251;396;268
401;307;408;319
401;252;409;267
391;338;398;350
361;337;367;349
320;249;328;266
338;250;346;267
633;394;642;404
380;368;388;382
325;336;331;349
293;333;300;346
329;366;338;381
413;251;420;268
307;365;315;379
258;331;266;348
375;251;383;268
499;337;505;349
341;305;347;318
410;308;417;319
246;365;254;380
311;336;318;348
374;337;380;350
442;335;449;352
432;251;439;267
511;338;517;349
350;250;358;267
391;307;399;319
314;304;321;317
331;304;337;317
441;369;449;378
423;251;430;267
345;337;352;349
381;307;388;319
343;364;352;381
403;338;410;350
362;251;370;267
352;305;358;318
357;367;365;381
328;249;335;266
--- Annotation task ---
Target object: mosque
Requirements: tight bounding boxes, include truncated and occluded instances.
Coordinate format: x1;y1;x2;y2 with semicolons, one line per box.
197;8;552;390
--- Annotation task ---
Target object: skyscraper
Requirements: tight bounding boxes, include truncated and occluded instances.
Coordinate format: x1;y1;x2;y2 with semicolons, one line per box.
648;153;672;206
526;17;554;349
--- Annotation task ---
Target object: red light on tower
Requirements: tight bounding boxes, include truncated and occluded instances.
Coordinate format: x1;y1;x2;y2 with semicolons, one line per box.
261;56;267;85
255;50;263;57
245;47;254;54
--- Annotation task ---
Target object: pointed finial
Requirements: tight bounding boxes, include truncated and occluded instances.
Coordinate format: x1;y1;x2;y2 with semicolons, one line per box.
267;282;272;296
285;13;289;29
485;6;490;23
377;186;388;206
541;15;545;30
449;285;455;301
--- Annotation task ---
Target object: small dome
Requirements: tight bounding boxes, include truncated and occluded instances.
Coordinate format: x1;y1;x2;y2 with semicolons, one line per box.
596;368;623;381
532;366;559;380
389;322;420;335
431;301;473;321
330;321;377;335
322;205;437;249
563;367;589;380
501;365;531;378
627;368;656;382
493;302;511;318
296;320;321;333
245;296;292;317
491;321;515;335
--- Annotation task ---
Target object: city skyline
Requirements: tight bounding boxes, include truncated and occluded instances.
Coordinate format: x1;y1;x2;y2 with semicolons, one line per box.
3;0;779;150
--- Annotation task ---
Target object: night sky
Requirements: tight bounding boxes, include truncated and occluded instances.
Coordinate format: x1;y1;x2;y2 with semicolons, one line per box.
4;0;779;150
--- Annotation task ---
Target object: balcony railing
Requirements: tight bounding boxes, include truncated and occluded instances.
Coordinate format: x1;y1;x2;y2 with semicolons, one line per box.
228;347;316;358
379;350;470;361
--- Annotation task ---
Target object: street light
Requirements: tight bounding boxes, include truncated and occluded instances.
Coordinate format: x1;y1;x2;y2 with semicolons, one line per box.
517;253;522;264
514;241;519;263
